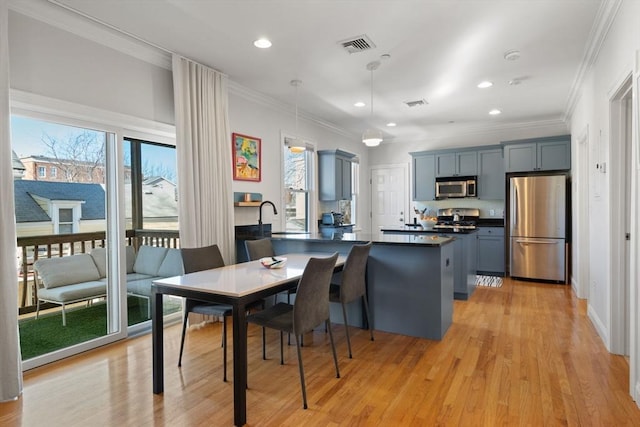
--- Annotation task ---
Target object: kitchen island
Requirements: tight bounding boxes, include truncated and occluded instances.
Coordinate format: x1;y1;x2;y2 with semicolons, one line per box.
268;232;455;340
381;226;478;300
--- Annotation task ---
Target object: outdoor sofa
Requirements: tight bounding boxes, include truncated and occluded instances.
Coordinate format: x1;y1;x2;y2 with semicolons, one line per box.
33;245;184;325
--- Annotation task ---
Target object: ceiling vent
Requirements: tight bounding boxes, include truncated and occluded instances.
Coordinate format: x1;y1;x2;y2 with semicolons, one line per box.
338;34;376;54
404;99;428;108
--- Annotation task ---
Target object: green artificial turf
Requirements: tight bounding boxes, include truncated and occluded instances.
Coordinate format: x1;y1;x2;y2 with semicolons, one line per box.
19;297;181;360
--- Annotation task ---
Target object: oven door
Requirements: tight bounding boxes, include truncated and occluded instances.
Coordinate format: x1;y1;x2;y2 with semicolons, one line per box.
436;181;466;199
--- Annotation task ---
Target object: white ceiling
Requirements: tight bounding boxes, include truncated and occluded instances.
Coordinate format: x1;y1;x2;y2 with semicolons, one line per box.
50;0;604;144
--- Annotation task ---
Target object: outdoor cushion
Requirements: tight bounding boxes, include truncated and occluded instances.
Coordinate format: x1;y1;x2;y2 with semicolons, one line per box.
127;277;158;298
34;254;101;289
38;280;106;302
90;246;137;277
157;248;184;277
125;272;154;282
133;246;168;276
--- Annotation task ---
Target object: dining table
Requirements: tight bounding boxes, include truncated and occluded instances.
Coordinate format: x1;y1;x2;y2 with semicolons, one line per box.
151;252;346;426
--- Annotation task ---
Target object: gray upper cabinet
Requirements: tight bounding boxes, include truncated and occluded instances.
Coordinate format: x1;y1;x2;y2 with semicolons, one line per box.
318;149;355;201
435;151;477;177
477;148;505;200
412;153;436;201
503;135;571;172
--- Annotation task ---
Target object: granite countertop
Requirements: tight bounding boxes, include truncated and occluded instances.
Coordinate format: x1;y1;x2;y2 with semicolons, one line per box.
381;226;478;235
269;231;455;247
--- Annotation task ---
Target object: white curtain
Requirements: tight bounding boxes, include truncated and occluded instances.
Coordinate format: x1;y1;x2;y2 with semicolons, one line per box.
0;0;23;402
172;55;235;262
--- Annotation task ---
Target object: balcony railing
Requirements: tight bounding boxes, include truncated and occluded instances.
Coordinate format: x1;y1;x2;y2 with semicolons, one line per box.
17;229;180;314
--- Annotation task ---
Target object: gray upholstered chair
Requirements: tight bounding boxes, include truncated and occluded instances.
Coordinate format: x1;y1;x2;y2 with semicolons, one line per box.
245;238;295;303
329;242;374;358
179;244;263;381
247;252;340;409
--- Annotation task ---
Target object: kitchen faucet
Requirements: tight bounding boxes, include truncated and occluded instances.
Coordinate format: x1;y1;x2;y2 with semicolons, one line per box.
258;200;278;225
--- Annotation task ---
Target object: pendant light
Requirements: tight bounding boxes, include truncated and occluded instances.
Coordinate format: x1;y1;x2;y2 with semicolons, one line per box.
289;79;305;153
362;60;383;147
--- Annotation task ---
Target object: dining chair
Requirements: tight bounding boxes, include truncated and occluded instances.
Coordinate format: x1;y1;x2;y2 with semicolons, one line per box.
245;238;296;304
247;252;340;409
179;244;264;382
329;242;374;358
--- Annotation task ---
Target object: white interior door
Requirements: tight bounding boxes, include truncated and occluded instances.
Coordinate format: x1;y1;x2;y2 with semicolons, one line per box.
370;165;408;233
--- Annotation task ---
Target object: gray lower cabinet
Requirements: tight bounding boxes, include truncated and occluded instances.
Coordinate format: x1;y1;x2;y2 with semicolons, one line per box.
412;153;436;201
476;227;505;275
450;232;477;300
502;135;571;172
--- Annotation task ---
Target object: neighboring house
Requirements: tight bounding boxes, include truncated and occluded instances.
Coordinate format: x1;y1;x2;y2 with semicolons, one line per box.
124;176;179;229
20;155;107;183
11;150;25;179
14;180;106;237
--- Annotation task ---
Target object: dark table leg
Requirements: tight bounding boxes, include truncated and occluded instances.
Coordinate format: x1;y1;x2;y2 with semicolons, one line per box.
232;302;247;426
152;288;164;394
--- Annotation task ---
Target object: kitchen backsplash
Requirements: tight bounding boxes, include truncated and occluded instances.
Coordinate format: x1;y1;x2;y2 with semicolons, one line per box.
413;199;504;219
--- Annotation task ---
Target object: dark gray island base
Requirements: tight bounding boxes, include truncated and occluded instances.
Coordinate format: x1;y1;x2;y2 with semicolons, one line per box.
381;227;478;300
269;232;455;340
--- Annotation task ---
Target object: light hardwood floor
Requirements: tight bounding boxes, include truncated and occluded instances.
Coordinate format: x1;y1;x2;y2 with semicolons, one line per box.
2;277;640;426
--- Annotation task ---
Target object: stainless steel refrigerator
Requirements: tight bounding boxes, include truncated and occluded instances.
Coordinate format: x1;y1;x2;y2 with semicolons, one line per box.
509;174;567;282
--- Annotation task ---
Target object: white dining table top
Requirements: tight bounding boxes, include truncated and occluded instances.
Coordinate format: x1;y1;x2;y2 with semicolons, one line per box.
152;252;346;298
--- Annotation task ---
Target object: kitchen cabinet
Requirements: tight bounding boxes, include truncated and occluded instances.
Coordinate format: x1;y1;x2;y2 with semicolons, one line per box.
451;232;478;300
318;149;355;201
503;135;571;172
411;153;436;201
435;150;477;177
477;147;505;200
477;227;505;275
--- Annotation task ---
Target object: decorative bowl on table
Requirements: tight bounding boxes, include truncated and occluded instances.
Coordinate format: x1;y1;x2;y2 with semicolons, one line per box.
419;219;438;230
259;257;287;269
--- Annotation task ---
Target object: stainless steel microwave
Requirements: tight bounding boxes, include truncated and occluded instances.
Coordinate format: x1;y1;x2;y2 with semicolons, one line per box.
435;176;477;199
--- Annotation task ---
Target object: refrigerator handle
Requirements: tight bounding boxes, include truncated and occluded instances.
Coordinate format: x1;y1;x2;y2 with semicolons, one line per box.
512;185;517;228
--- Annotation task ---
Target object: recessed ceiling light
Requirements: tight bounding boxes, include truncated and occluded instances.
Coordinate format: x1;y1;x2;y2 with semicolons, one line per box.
253;38;272;48
386;122;396;127
489;109;502;115
354;101;366;107
477;81;493;89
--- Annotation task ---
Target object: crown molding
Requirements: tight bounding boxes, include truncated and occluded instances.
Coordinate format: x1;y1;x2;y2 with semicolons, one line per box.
9;0;171;70
564;0;623;120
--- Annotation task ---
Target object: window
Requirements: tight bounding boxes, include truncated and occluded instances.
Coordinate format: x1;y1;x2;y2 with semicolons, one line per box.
283;137;314;231
58;208;73;234
124;138;178;231
38;166;46;177
51;166;57;177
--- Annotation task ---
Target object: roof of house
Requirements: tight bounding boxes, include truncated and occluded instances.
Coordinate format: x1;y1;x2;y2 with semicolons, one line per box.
12;150;25;171
14;180;106;223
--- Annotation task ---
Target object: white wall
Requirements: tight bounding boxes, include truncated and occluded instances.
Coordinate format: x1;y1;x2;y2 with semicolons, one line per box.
8;11;174;125
568;0;640;401
229;92;369;230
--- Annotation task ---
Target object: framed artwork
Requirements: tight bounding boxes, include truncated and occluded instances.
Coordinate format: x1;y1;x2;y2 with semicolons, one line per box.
232;133;261;182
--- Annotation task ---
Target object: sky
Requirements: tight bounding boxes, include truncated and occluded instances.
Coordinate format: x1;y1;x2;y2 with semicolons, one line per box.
11;115;176;180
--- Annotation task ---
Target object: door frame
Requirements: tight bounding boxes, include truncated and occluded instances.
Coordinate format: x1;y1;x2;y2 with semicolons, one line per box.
574;127;590;299
608;73;632;357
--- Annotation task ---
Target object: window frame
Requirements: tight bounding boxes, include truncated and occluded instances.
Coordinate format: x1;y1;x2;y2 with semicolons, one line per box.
282;133;316;232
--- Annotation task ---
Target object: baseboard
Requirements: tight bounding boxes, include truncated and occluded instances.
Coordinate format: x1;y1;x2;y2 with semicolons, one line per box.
635;380;640;404
587;303;610;351
571;276;579;296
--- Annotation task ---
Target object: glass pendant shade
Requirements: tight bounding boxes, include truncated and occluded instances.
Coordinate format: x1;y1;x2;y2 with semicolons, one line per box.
362;129;383;147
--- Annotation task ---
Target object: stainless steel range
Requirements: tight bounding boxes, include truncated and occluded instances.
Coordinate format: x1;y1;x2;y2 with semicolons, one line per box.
433;208;480;231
